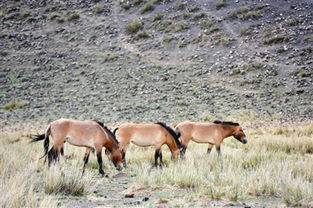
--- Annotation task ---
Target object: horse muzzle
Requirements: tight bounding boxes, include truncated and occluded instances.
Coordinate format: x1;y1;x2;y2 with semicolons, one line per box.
241;138;248;144
116;163;124;171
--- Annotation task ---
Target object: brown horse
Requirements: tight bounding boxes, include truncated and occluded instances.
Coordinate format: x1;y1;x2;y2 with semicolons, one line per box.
175;120;248;157
112;122;181;167
31;119;124;176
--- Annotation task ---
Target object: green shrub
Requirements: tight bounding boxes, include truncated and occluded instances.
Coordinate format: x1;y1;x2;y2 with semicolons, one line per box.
67;13;80;21
125;21;143;34
163;36;177;43
176;2;185;10
199;19;214;29
217;36;232;46
175;21;189;32
4;101;27;111
193;12;206;20
215;0;226;9
120;2;131;10
153;13;163;21
188;5;200;12
240;28;252;36
140;2;154;14
135;31;149;40
263;36;289;45
133;0;144;5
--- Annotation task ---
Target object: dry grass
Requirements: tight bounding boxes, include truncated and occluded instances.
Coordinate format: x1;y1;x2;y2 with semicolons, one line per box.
1;122;313;207
127;123;313;206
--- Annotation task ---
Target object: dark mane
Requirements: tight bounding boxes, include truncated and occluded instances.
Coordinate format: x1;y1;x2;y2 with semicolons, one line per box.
93;120;119;145
155;122;182;148
213;120;239;126
92;120;105;128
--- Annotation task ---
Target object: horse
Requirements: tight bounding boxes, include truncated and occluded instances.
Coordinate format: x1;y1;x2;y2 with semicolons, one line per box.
175;120;248;157
30;119;124;176
111;122;181;167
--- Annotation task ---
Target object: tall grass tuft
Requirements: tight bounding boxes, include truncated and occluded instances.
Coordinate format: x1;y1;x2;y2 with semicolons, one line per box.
44;166;91;196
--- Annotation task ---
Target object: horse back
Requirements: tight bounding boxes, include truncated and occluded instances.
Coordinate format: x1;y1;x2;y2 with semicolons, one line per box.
50;119;107;146
116;123;165;147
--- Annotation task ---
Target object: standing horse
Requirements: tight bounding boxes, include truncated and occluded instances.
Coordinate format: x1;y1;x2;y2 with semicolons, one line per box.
175;120;248;157
112;122;181;167
30;119;124;176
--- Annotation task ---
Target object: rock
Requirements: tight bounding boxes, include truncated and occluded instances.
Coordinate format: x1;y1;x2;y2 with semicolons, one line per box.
142;197;149;201
124;193;134;198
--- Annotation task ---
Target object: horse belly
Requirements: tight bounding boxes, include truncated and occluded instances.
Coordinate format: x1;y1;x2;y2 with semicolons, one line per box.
66;137;94;148
192;136;215;144
131;136;154;147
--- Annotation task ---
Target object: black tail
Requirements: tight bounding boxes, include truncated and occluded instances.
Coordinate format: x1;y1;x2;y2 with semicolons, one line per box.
155;122;182;148
30;126;51;159
30;134;45;143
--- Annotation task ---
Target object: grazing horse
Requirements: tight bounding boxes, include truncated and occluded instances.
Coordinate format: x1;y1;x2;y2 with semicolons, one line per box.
112;122;181;167
175;120;248;157
30;119;124;176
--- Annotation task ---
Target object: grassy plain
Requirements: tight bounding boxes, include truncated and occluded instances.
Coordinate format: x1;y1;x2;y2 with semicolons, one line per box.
0;122;312;207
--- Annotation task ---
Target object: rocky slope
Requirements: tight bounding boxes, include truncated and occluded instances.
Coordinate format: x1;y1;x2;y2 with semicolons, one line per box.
0;0;312;127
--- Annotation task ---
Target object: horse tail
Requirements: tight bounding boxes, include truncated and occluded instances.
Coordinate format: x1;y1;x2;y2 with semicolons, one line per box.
155;122;182;148
175;128;181;142
30;125;51;159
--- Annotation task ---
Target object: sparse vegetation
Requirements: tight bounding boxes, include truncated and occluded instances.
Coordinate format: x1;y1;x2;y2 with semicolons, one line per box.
199;19;214;29
207;26;220;34
178;40;187;48
193;12;206;20
229;6;261;20
140;2;154;14
215;0;227;10
240;27;252;36
175;2;185;10
4;101;27;111
125;20;143;34
95;4;104;14
263;35;289;45
120;1;132;10
163;36;177;43
103;53;119;62
135;31;149;40
188;5;200;12
153;13;163;21
217;36;233;46
174;21;189;32
67;13;80;21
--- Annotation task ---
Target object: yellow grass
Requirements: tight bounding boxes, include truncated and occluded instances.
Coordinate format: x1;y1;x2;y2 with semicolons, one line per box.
0;122;312;207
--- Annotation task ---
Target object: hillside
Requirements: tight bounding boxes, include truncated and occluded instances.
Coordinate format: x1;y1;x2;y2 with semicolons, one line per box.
0;0;312;127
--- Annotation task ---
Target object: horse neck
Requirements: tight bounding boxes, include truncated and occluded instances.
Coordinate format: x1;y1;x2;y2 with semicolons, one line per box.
105;137;119;152
165;135;179;153
221;125;236;138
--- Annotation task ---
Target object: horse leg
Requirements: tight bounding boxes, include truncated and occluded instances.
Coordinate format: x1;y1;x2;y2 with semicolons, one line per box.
216;145;221;156
96;148;106;177
207;143;214;154
122;146;128;168
82;147;92;176
159;150;164;166
154;149;161;167
47;145;60;167
60;146;64;157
